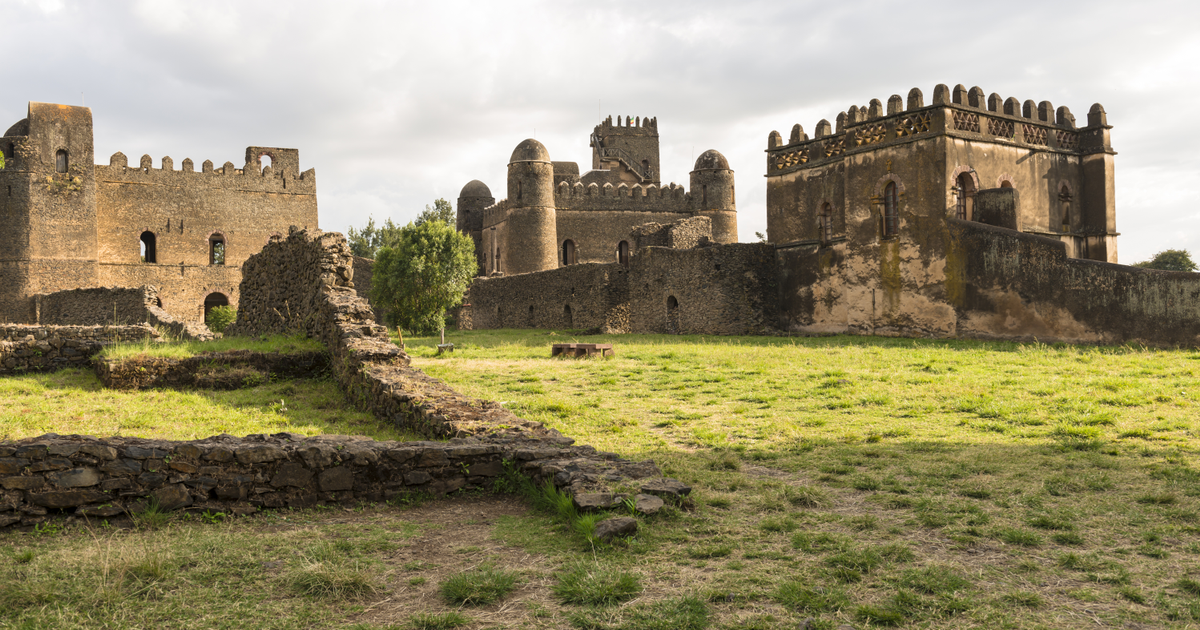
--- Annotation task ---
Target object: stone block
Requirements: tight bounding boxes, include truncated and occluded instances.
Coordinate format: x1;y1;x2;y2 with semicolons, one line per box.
100;459;142;476
593;516;638;541
100;478;135;493
124;446;168;460
138;472;167;488
174;444;202;459
78;444;118;460
77;504;123;517
47;467;101;488
633;494;664;515
270;462;314;488
204;448;235;463
28;458;73;472
169;460;198;474
236;445;287;465
318;467;354;492
1;476;45;491
152;484;192;510
404;471;432;485
468;461;504;477
640;478;691;500
0;459;29;475
0;514;19;527
417;449;448;467
28;489;110;509
574;493;625;511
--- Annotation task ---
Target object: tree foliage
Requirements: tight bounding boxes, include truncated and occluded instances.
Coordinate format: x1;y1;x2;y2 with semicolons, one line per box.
415;198;454;227
346;216;402;259
346;198;453;259
1131;249;1197;272
371;219;475;335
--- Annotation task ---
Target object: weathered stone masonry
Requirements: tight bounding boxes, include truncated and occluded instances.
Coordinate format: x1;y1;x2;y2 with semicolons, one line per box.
0;324;159;375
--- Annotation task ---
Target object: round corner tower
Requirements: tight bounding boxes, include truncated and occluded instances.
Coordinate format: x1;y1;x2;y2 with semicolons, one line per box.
690;149;737;243
457;179;494;276
505;138;557;274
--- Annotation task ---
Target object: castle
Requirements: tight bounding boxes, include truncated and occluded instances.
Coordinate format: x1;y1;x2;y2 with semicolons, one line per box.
0;102;318;325
462;85;1200;348
456;115;736;276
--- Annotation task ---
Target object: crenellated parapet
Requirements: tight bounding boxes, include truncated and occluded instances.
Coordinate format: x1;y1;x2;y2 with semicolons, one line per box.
95;147;316;194
554;180;692;212
766;83;1113;176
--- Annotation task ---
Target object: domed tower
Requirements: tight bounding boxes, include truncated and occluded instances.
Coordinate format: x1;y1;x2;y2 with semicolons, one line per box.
689;149;737;243
505;139;557;274
457;179;494;276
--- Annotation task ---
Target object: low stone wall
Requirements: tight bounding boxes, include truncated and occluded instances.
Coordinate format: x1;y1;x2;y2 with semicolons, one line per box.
95;350;329;390
0;433;672;528
0;324;161;375
34;285;215;341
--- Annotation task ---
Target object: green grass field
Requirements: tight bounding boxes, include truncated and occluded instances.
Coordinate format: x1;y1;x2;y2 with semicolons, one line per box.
4;330;1200;629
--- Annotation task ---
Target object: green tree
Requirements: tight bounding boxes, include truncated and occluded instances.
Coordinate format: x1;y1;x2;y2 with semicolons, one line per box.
1131;249;1197;272
414;198;454;227
346;216;402;259
371;218;475;335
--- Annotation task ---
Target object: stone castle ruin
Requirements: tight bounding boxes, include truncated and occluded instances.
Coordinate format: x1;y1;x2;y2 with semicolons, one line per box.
463;86;1200;348
0;102;317;326
456;115;737;277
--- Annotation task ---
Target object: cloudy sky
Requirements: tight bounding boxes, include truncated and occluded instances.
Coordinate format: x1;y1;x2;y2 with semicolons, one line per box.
5;0;1198;263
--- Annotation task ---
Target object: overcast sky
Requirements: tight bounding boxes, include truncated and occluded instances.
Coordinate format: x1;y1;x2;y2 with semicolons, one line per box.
5;0;1198;263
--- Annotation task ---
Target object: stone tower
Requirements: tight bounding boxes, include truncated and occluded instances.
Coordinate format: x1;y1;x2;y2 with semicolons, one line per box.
505;139;557;274
0;102;99;322
590;115;660;185
457;179;494;275
689;149;737;243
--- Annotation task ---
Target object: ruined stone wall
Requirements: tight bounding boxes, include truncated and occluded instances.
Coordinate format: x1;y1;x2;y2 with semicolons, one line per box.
631;216;712;251
0;324;160;374
32;285;213;341
627;243;777;335
462;241;776;336
94;153;318;323
465;263;631;332
0;432;666;529
948;220;1200;347
776;217;1200;348
351;255;387;324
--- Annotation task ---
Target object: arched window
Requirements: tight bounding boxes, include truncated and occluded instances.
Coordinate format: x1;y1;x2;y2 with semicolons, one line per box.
702;184;708;207
617;240;630;266
495;247;501;273
209;233;226;265
819;203;832;245
140;231;156;263
564;304;573;328
517;180;522;201
55;149;68;173
955;172;976;220
562;239;577;265
1059;185;1073;231
1000;181;1013;189
203;292;228;320
883;182;898;237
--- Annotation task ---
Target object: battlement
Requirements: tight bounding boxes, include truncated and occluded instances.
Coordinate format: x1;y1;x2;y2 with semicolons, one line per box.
766;83;1113;175
479;181;694;229
593;114;658;135
94;148;316;194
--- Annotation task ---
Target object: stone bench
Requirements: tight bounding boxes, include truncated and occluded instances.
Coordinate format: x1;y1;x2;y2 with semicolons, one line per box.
551;343;614;358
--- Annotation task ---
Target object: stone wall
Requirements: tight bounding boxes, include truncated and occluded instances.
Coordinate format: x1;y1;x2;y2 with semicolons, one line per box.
0;432;669;529
95;350;329;390
0;324;160;374
466;262;631;332
949;219;1200;347
631;215;712;251
462;241;777;336
33;285;214;341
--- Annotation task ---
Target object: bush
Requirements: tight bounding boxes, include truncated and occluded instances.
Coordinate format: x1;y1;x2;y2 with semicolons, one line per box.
206;305;236;333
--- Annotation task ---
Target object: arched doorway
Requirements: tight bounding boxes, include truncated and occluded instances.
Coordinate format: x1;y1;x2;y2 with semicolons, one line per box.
203;292;229;320
666;295;679;334
955;172;976;220
562;239;577;266
617;240;630;266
